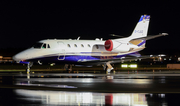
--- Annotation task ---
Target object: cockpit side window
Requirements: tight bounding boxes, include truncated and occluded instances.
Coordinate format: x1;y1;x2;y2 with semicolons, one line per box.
42;44;46;49
33;43;51;49
33;43;43;49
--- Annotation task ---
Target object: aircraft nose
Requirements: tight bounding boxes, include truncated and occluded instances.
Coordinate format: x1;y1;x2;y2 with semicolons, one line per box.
12;48;33;62
12;54;21;62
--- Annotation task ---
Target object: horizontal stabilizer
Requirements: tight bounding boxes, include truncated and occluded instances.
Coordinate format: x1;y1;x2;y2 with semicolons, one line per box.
131;33;168;41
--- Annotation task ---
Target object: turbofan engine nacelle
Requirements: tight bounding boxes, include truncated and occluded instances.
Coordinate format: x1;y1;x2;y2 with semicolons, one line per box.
104;39;137;52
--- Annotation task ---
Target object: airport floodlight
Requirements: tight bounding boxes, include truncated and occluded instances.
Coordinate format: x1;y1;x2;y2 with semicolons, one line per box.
158;54;166;57
129;64;137;68
50;63;55;66
121;64;128;68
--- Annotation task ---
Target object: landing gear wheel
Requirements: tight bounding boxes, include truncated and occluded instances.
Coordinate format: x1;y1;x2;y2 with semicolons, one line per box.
103;62;114;74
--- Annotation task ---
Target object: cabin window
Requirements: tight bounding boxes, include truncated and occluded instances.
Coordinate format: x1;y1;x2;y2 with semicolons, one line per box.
33;43;43;49
88;44;91;47
81;44;84;47
67;44;71;47
74;44;77;47
47;44;50;48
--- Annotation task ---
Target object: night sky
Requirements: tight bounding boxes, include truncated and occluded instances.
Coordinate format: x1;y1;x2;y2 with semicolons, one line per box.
0;1;179;54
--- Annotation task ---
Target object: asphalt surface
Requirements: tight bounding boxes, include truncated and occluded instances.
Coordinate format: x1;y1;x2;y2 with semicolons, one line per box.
1;71;180;105
1;72;180;93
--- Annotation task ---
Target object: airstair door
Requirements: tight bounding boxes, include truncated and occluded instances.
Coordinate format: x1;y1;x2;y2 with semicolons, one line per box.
57;42;66;60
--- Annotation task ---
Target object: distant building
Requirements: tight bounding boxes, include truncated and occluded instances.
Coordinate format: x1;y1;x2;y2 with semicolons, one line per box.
0;56;13;63
167;64;180;69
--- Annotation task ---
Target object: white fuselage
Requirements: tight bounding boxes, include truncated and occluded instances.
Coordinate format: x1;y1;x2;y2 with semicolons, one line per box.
13;38;142;65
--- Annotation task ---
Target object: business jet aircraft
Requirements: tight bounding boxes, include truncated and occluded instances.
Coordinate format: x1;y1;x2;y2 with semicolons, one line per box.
13;15;167;73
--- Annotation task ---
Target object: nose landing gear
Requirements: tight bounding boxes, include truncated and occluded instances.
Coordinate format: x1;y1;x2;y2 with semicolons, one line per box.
26;62;33;73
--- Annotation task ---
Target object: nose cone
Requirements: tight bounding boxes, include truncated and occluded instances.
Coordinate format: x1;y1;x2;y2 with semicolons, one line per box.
13;53;22;62
13;48;37;62
13;48;32;62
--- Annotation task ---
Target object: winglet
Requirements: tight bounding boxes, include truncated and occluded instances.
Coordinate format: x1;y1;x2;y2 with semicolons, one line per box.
161;33;168;36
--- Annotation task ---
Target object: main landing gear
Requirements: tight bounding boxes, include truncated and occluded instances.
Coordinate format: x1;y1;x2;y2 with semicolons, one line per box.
64;64;72;73
103;62;114;74
26;62;33;73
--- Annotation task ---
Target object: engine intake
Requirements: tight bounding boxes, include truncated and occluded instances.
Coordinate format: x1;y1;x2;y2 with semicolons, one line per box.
104;39;138;52
104;39;113;51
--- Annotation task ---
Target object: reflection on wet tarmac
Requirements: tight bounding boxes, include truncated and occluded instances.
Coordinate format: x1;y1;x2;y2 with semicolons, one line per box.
1;72;180;105
16;82;78;88
16;77;153;83
15;89;148;106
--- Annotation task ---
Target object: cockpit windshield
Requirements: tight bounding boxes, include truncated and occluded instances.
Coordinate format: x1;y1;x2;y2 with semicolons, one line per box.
32;43;43;48
32;43;51;49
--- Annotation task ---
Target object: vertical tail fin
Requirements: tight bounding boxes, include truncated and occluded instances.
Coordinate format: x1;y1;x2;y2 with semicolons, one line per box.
114;15;150;47
130;15;150;39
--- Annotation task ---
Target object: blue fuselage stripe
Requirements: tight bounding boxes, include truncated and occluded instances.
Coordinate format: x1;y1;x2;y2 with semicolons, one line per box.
23;51;140;64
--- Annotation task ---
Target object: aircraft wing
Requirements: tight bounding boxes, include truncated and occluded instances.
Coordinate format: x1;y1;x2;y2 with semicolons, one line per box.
132;33;168;41
78;55;162;64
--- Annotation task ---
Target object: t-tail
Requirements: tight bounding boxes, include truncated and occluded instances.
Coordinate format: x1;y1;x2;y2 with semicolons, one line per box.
128;15;150;47
130;15;150;39
105;14;167;53
105;15;150;52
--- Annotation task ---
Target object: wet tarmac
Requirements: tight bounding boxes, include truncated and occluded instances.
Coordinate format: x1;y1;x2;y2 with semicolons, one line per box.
1;71;180;105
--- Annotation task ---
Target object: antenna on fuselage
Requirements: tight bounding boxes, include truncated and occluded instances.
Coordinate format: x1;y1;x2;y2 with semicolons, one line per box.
77;36;80;40
110;34;125;38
